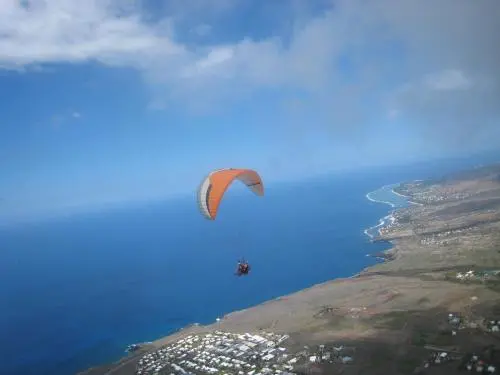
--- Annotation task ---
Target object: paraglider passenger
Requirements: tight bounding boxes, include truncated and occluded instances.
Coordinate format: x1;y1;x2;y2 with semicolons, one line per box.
236;260;250;276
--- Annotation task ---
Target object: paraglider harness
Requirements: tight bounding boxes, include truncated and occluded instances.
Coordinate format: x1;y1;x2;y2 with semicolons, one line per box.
236;259;251;276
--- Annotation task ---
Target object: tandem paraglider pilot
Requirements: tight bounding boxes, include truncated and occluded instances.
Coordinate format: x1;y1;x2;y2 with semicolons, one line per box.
197;168;264;277
236;259;251;276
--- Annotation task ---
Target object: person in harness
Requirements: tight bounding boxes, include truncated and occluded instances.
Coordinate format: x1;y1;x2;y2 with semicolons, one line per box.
236;259;251;276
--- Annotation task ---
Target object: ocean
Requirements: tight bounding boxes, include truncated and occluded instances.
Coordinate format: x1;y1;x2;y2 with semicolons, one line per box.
0;155;497;375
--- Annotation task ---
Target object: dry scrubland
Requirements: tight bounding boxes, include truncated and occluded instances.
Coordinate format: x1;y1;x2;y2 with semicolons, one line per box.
81;164;500;375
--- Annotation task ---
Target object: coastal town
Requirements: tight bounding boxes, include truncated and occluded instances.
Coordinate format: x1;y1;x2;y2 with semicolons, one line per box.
135;331;292;375
393;180;478;205
375;168;500;239
79;163;500;375
134;331;356;375
130;310;500;375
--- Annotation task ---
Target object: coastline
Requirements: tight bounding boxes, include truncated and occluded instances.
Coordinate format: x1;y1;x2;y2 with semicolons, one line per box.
365;189;396;208
81;183;408;374
363;214;394;240
361;185;406;273
390;183;424;206
80;164;500;375
363;183;404;240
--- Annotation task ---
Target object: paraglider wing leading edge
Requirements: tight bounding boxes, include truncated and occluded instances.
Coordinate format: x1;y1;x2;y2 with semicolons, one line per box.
197;168;264;220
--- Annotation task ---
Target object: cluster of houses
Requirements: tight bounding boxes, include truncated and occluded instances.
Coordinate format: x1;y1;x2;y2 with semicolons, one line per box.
452;270;500;284
134;330;360;375
447;311;500;335
378;215;399;237
456;270;478;281
412;191;471;204
131;323;500;374
306;344;354;365
135;331;297;375
419;227;476;246
395;183;472;205
486;320;500;333
423;351;460;368
423;351;498;373
463;354;497;373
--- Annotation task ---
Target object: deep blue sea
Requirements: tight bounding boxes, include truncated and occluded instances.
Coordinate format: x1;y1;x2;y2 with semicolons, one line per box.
0;154;498;375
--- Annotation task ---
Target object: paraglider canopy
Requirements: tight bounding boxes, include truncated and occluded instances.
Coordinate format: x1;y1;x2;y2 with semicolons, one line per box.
197;168;264;220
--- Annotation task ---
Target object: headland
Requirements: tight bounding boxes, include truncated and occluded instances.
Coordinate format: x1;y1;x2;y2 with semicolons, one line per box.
80;163;500;375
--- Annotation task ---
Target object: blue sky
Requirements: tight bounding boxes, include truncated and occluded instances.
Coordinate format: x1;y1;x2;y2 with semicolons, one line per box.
0;0;499;223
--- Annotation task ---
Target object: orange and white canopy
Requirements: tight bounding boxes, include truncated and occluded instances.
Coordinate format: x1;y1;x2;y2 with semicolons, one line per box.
197;168;264;220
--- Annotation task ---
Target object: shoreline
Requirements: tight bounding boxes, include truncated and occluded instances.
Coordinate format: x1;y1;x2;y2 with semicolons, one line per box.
80;182;417;374
80;164;500;375
362;185;405;269
363;214;394;239
364;183;406;240
390;182;424;206
365;191;396;208
169;186;407;338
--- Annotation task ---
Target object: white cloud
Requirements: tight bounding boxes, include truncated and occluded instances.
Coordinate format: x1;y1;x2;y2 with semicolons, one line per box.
1;0;500;150
182;46;234;78
424;69;472;91
0;0;183;68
